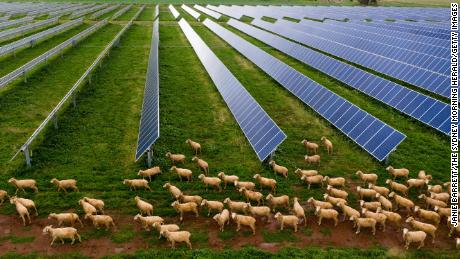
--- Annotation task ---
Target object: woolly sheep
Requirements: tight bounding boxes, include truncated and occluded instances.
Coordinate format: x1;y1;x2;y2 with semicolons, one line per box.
403;228;426;250
355;171;377;185
337;202;360;222
48;213;83;227
171;201;199;221
192;156;209;174
362;208;387;232
0;190;8;205
417;170;432;181
170;166;193;182
386;179;408;196
269;161;288;178
198;174;222;192
315;206;338;226
213;209;230;232
185;139;201;155
407;178;427;191
321;136;333;155
163;183;182;200
368;184;390;197
253;174;277;192
234;181;255;191
10;197;31;225
376;208;401;228
429;192;450;203
292;197;306;225
179;194;203;206
418;194;447;209
294;169;318;178
217;172;239;189
349;216;376;235
386;166;409;179
231;213;256;235
323;176;345;188
223;198;247;214
414;206;440;226
123;179;151;191
444;182;451;194
165;152;186;164
266;194;289;212
79;199;97;217
239;187;263;205
406;217;437;243
200;199;224;216
308;197;333;209
434;206;450;220
50;178;78;193
134;214;164;230
161;230;192;249
389;192;414;214
356;186;377;200
327;185;348;200
43;226;81;246
427;185;443;193
85;214;115;230
359;200;381;212
301;139;319;154
8;178;38;194
138;166;161;181
244;203;271;222
323;194;347;206
375;193;392;211
274;212;299;232
10;196;37;216
301;174;324;189
82;197;104;214
304;155;321;167
152;222;180;239
134;196;153;216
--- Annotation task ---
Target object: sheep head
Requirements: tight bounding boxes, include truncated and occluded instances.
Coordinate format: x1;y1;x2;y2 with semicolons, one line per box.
414;206;420;212
198;174;205;180
223;198;230;204
359;200;364;207
386;166;393;171
48;213;57;219
134;196;140;201
402;228;409;237
269;161;275;167
274;212;281;219
385;179;391;184
266;194;273;200
314;206;321;215
238;187;246;193
134;214;141;221
375;193;381;198
192;156;198;162
418;194;426;199
323;194;328;200
253;174;260;179
355;171;362;176
388;192;395;198
405;217;414;223
212;213;220;221
301;140;307;145
321;136;326;141
327;185;332;190
217;172;224;178
231;213;237;219
163;183;171;189
165;152;171;157
361;208;367;214
50;178;59;184
200;200;207;207
323;176;329;182
7;178;16;184
43;225;53;234
123;179;129;185
171;201;179;207
185;139;190;144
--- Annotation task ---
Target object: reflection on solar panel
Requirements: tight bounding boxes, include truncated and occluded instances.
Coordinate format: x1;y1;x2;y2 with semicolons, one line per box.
193;5;221;19
227;19;451;136
181;4;200;20
136;18;160;161
178;18;286;161
203;19;406;161
169;4;180;19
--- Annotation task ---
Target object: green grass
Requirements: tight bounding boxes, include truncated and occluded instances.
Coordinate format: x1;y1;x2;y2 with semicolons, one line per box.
110;228;136;243
136;6;154;21
0;235;35;244
115;6;139;21
262;229;299;242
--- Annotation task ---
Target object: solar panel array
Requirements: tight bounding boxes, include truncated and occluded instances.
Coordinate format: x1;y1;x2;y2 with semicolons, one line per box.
193;4;221;19
179;18;287;161
169;4;180;19
90;4;120;19
0;17;58;42
228;19;450;135
136;18;160;161
203;19;406;161
181;4;201;20
0;16;34;30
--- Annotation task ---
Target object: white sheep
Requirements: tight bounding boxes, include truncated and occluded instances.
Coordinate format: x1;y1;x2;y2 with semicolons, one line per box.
223;198;246;213
323;176;345;188
349;216;376;235
171;201;199;221
234;181;255;191
163;183;182;200
231;213;256;235
244;203;271;222
407;178;427;191
427;185;443;193
444;182;451;194
315;206;338;226
213;209;230;232
429;192;450;203
389;192;414;214
239;187;263;205
414;206;440;226
85;215;115;230
50;178;78;192
10;196;37;216
198;174;222;192
337;202;360;222
217;172;239;189
386;166;409;179
165;152;186;164
134;196;153;216
301;174;324;189
266;194;289;212
355;171;377;185
434;206;450;220
406;216;437;243
123;179;151;191
152;222;180;239
192;156;209;174
179;194;203;206
308;197;333;209
362;208;387;231
161;230;192;249
356;186;377;200
301;139;319;154
79;199;97;217
375;193;392;211
134;214;164;230
10;197;31;225
402;228;426;250
418;194;447;209
82;197;104;214
48;213;83;227
327;185;348;200
0;190;8;205
269;161;289;178
292;197;306;225
274;212;300;232
138;166;161;181
376;208;401;228
304;155;320;167
321;136;333;155
386;179;408;196
359;200;382;211
368;183;390;197
170;166;193;182
417;170;432;181
185;139;201;155
43;226;81;246
253;174;277;192
323;194;347;206
8;178;38;194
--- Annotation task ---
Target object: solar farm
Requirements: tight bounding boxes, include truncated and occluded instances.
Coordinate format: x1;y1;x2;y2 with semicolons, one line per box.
0;1;457;258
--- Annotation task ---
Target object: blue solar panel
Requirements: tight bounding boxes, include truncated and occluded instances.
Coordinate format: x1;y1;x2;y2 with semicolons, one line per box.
135;19;160;161
204;19;406;161
178;18;286;161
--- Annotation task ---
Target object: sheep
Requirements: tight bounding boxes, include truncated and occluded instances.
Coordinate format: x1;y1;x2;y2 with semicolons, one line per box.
304;155;321;167
301;174;324;189
123;179;151;191
50;178;78;193
8;178;38;194
138;166;161;181
389;192;414;214
368;183;390;197
320;136;333;155
185;139;201;155
170;166;193;182
10;196;37;216
294;169;318;178
376;208;402;228
406;217;437;243
266;194;289;212
315;206;339;226
402;228;427;250
359;200;381;212
386;179;408;196
427;185;443;193
386;166;409;179
448;217;460;237
134;196;153;216
79;199;97;217
134;214;164;230
0;190;8;205
253;174;277;192
269;161;288;178
234;181;255;191
301;139;319;154
418;194;447;209
10;197;30;225
407;178;427;191
165;152;186;164
231;213;256;235
323;176;345;188
85;215;115;230
239;187;263;205
217;172;239;189
274;212;300;232
349;216;376;235
171;201;198;221
362;208;387;231
244;203;271;222
292;197;307;225
434;206;450;220
355;171;377;185
178;194;203;206
308;197;334;209
375;193;393;211
192;156;209;174
413;206;440;226
417;170;432;181
223;198;247;214
356;186;378;200
161;230;192;249
198;174;222;192
48;213;83;227
444;182;451;194
163;183;182;200
82;197;104;214
337;202;360;222
213;209;230;232
430;192;450;203
327;185;348;200
42;226;81;246
152;222;180;239
323;194;347;206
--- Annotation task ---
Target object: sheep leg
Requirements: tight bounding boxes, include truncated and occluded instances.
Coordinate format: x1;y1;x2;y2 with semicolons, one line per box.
431;233;435;243
334;217;338;226
417;240;424;249
61;238;64;244
50;237;57;246
71;237;75;245
280;222;284;230
20;215;26;226
171;240;175;249
236;223;240;232
14;188;19;195
251;225;255;235
180;212;183;222
405;241;410;250
318;217;322;226
356;225;360;234
195;209;199;217
33;206;38;216
303;216;307;226
187;240;192;249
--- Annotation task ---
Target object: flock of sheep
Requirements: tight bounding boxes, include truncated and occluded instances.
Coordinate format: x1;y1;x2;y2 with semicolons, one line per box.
0;137;458;250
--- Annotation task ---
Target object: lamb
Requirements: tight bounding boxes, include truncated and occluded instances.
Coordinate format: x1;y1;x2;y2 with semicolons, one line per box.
321;136;333;155
323;194;347;206
239;187;263;205
295;168;318;178
42;226;81;246
359;200;381;212
389;192;414;214
192;156;209;174
48;213;83;227
134;214;164;230
362;208;387;231
170;166;193;182
79;199;97;217
163;183;182;200
266;194;289;212
185;139;201;155
376;208;401;228
413;206;440;226
82;197;104;214
301;139;319;154
386;166;409;179
0;190;8;205
418;194;447;209
198;174;222;192
337;202;360;222
253;174;277;192
171;201;199;221
8;178;38;194
244;203;271;222
304;155;321;167
10;196;37;216
178;194;203;206
434;206;450;220
152;222;180;239
355;171;378;185
315;206;339;226
417;170;432;181
85;215;115;230
308;197;333;209
402;228;427;250
301;174;324;189
429;192;450;203
406;217;437;243
50;178;78;192
368;184;390;197
269;161;288;178
274;212;300;232
349;216;376;235
223;198;247;214
234;181;255;191
138;166;161;181
407;178;427;191
165;152;186;164
386;179;408;196
10;197;31;225
323;176;345;188
199;199;224;216
134;196;153;216
327;185;348;199
161;230;192;249
217;172;239;189
231;213;256;235
123;179;151;191
375;193;393;211
213;209;230;232
292;197;307;225
427;185;443;193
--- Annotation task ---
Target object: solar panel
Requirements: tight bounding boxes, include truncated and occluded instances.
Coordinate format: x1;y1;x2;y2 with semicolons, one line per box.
203;19;406;161
0;16;34;30
352;20;449;40
193;5;221;19
154;5;159;19
227;19;451;136
91;4;120;19
181;4;200;20
0;17;58;42
178;18;286;161
169;5;180;19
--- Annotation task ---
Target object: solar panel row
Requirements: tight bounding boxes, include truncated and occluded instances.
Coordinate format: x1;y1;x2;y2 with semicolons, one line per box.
90;4;120;19
352;20;449;40
178;18;287;161
203;19;406;161
0;16;34;30
0;17;58;42
169;5;180;19
193;4;222;20
181;4;201;20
